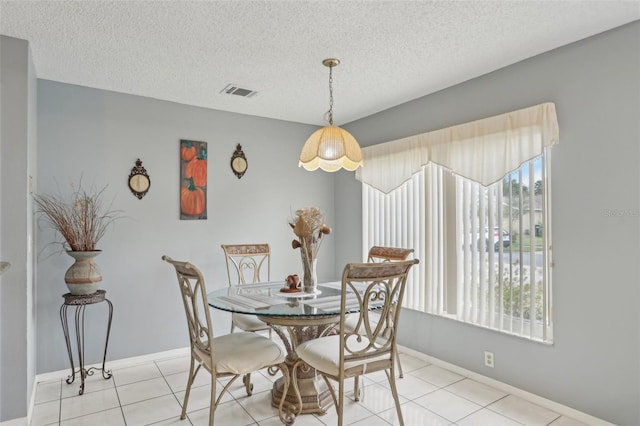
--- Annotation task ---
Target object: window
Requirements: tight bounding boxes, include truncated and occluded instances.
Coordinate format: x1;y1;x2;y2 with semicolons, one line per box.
358;103;557;343
363;154;552;342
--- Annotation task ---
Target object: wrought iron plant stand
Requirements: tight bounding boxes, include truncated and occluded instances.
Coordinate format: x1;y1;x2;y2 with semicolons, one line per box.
59;290;113;395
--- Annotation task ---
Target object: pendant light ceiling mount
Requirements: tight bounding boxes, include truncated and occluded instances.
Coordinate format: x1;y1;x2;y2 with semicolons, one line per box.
299;58;363;172
322;58;340;68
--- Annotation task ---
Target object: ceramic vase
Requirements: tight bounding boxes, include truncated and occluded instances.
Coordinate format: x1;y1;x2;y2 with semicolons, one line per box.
64;251;102;295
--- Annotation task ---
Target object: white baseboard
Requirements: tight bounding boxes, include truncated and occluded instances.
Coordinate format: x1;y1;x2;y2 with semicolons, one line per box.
0;418;27;426
398;345;614;426
34;347;190;383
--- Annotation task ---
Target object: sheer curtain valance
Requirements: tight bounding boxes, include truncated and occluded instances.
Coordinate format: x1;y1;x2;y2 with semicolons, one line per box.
355;102;559;193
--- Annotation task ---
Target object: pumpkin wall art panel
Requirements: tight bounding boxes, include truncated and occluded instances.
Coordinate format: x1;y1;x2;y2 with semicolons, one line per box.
180;139;207;220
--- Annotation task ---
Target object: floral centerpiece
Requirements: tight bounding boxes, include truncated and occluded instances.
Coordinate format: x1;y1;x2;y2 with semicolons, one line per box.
289;207;331;293
33;179;122;295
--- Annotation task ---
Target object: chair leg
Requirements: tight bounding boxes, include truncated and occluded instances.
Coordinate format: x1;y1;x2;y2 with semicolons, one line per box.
387;367;405;426
243;373;253;395
337;378;345;426
209;370;216;426
353;376;360;401
395;345;404;378
181;356;197;420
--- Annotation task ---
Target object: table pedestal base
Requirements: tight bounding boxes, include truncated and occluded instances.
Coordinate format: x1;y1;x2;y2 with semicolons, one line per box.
262;315;339;416
271;369;333;415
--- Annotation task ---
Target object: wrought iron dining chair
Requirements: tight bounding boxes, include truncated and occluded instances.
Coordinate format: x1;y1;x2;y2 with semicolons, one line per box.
221;243;272;337
366;245;414;378
293;259;419;426
162;255;293;425
343;245;414;391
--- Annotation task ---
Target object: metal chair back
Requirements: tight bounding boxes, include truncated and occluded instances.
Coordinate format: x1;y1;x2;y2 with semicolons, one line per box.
367;246;414;263
221;243;271;285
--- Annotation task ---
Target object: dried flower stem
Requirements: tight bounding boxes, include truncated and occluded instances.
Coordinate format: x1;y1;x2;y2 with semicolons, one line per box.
290;207;331;266
33;179;122;252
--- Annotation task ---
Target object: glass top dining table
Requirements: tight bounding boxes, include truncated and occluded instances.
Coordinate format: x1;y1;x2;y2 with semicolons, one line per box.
207;280;366;416
207;281;364;318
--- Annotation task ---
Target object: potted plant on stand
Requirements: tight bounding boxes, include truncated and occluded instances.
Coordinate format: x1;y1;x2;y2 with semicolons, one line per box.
33;179;122;295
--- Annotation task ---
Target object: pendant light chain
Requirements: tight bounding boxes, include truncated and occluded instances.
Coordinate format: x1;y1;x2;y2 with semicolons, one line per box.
327;64;334;125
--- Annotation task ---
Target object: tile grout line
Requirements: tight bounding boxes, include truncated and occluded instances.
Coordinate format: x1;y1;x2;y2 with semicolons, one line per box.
155;359;194;425
110;372;128;426
57;379;62;426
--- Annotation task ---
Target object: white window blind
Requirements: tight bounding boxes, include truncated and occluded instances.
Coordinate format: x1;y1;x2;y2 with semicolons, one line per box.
454;154;551;341
363;155;552;342
361;104;556;342
363;171;427;311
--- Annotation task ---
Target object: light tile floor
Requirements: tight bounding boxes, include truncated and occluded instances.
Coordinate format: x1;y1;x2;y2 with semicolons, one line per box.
30;350;591;426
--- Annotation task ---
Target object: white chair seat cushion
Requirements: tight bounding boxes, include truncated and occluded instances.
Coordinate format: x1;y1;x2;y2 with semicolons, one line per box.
232;312;269;331
343;314;358;333
343;312;382;333
196;332;285;375
296;335;388;377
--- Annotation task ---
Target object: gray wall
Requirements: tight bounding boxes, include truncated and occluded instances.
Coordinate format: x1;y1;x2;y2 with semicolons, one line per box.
35;81;337;373
336;22;640;425
0;35;37;422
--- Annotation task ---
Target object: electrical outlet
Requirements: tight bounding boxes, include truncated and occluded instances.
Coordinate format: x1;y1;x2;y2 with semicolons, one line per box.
484;351;494;368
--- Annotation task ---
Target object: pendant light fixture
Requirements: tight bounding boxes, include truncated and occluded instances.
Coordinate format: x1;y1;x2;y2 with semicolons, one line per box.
299;58;363;172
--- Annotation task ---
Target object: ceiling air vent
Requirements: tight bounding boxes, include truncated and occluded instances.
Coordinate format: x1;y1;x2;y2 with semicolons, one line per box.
220;84;258;98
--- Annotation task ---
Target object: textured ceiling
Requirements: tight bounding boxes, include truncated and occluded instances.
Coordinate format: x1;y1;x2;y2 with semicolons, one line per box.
1;1;639;126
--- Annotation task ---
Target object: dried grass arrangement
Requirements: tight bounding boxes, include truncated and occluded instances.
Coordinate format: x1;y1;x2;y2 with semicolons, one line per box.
289;207;331;262
33;179;122;252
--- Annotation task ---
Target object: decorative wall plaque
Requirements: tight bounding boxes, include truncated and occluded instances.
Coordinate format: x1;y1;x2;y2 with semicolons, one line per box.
231;144;247;179
128;159;150;199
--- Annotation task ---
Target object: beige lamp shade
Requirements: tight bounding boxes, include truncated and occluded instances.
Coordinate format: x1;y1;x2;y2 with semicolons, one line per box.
299;125;363;172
